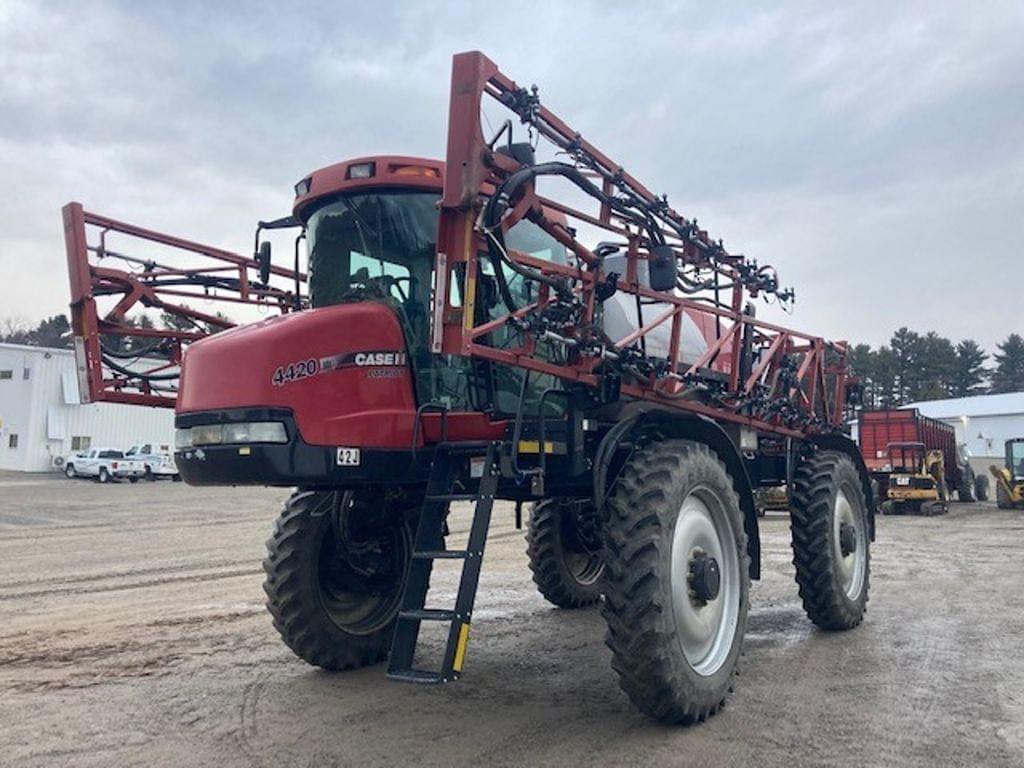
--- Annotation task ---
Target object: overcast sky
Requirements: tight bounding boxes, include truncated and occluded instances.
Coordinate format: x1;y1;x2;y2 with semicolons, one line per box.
1;0;1021;352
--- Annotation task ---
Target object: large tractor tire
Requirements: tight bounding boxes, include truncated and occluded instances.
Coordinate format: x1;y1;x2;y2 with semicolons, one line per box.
526;498;604;608
790;450;870;630
957;469;975;502
975;474;989;502
996;480;1012;510
263;490;411;671
601;439;749;724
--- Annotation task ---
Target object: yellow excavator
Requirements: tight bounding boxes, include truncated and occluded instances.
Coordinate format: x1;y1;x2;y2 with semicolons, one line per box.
990;438;1024;510
880;442;949;516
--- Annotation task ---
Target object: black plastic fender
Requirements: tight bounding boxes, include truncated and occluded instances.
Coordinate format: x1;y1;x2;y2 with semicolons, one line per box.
594;407;762;580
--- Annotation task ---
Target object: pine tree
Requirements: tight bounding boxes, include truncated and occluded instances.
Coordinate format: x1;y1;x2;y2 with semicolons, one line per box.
915;332;957;401
848;343;877;408
951;340;988;397
990;334;1024;393
889;328;921;404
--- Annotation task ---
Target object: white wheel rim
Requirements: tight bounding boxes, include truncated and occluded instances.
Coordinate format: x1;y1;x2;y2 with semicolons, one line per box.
670;487;740;677
833;488;866;599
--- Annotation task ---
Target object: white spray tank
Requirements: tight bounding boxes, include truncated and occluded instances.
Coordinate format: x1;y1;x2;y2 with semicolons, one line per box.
600;253;709;368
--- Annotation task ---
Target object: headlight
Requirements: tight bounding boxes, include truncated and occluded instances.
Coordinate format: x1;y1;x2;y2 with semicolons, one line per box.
222;422;288;444
179;421;289;448
175;428;193;449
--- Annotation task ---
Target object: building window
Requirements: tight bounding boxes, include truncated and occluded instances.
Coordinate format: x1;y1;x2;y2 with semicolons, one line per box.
23;367;30;380
0;370;12;380
71;435;92;451
8;434;18;449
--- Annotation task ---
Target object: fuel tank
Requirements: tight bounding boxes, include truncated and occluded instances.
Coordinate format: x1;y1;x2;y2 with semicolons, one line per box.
176;303;418;448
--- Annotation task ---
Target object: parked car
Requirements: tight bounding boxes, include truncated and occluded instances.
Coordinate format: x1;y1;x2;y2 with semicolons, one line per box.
63;448;145;483
125;443;180;481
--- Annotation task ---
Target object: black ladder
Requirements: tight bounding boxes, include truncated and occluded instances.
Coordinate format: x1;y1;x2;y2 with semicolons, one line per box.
387;442;500;684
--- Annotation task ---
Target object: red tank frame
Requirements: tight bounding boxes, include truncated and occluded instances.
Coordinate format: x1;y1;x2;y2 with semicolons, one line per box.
63;50;853;443
432;51;851;439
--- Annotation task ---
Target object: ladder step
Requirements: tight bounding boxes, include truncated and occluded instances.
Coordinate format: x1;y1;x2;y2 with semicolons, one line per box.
386;669;445;685
399;608;455;622
413;549;467;560
426;493;478;502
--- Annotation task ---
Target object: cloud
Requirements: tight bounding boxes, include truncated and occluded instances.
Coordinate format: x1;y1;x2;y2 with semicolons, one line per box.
1;0;1021;352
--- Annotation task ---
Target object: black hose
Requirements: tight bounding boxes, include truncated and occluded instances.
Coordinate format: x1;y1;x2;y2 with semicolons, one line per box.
481;161;665;311
102;354;180;381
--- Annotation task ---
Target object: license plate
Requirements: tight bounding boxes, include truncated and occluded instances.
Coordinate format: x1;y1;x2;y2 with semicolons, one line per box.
895;476;910;486
336;447;361;467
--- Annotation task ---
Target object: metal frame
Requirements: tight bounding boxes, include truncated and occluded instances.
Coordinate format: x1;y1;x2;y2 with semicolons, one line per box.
62;51;853;441
62;202;302;407
434;51;851;439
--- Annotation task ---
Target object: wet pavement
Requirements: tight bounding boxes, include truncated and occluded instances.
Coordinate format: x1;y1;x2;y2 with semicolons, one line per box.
1;472;1022;767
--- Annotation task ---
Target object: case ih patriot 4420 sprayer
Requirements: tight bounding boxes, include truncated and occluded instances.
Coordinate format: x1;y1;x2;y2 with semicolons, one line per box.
62;52;874;724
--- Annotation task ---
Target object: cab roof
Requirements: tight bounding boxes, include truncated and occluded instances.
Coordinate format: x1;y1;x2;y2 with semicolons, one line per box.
292;156;444;223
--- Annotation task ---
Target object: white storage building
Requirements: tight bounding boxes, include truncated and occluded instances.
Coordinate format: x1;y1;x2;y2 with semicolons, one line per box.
0;343;174;472
904;392;1024;474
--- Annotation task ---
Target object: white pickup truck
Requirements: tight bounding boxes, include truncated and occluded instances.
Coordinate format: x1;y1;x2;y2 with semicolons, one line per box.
63;448;146;483
125;443;180;481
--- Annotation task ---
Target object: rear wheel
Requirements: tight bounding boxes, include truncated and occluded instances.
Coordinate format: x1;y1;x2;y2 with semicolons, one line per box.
65;464;76;479
602;439;749;724
526;498;604;608
790;450;870;630
98;467;111;484
958;468;975;502
263;490;411;670
975;474;989;502
996;480;1012;509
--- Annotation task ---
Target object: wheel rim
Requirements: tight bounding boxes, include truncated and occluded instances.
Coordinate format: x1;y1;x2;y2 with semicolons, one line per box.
559;504;604;586
670;487;741;677
316;518;408;637
833;488;866;599
563;550;604;585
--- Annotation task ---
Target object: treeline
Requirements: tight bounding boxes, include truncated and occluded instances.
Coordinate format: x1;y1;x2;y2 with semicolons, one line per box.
1;310;227;355
849;328;1024;408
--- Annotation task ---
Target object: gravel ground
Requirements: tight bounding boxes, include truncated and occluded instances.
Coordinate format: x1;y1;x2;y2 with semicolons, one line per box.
1;471;1023;768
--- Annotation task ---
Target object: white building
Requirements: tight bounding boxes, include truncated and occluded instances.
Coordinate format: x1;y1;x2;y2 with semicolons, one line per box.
905;392;1024;474
0;343;174;472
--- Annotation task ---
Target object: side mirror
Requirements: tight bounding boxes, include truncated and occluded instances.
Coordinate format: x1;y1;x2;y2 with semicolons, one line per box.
648;245;677;292
257;241;272;285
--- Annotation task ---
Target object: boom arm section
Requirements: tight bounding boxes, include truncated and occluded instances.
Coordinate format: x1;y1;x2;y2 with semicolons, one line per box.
435;51;854;438
62;202;302;407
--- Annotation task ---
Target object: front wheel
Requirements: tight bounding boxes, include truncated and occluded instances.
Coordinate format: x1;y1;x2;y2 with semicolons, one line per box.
526;498;604;608
65;464;76;479
790;450;870;630
602;439;749;724
263;490;411;670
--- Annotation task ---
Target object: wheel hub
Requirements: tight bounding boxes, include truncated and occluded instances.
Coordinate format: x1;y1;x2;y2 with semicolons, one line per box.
688;550;721;605
839;521;857;557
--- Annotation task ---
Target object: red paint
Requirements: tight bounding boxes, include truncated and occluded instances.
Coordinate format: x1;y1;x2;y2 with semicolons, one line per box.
176;302;505;447
178;303;417;447
858;409;958;486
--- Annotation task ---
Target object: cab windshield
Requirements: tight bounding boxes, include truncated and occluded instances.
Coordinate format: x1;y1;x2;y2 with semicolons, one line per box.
305;190;568;413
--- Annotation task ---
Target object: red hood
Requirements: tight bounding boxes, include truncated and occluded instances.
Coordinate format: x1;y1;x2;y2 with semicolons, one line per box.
176;303;417;448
